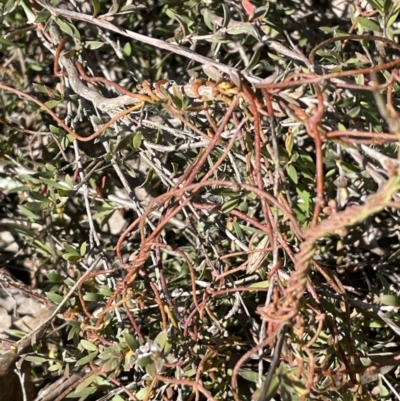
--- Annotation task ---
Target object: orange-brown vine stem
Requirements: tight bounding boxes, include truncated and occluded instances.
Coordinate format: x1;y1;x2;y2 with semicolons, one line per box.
231;328;285;401
181;96;239;187
53;37;68;77
116;179;303;262
0;82;143;142
152;103;241;235
138;270;168;330
162;102;213;141
325;130;398;142
317;352;400;376
137;97;240;255
206;286;271;296
307;83;325;226
308;34;400;65
254;59;400;91
153;244;180;317
146;241;204;318
255;62;400;90
55;37;214;142
75;60;154;103
74;267;143;340
153;374;217;401
241;82;275;246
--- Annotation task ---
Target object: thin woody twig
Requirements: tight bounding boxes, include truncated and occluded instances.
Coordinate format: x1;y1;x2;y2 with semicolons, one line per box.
257;323;288;401
35;0;264;84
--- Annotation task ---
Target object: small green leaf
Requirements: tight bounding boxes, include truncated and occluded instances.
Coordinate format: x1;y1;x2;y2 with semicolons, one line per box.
296;187;311;214
83;292;103;302
6;185;30;194
356;73;365;85
169;94;183;109
202;64;224;81
75;373;98;392
364;0;384;12
45;163;56;172
363;319;385;328
123;42;132;56
286;165;298;184
80;340;98;352
137;355;153;367
40;178;70;191
378;274;391;292
124;332;140;352
388;9;400;28
70;387;97;398
360;357;373;366
24;201;52;211
63;243;80;255
380;294;398;307
4;0;19;14
49;125;62;135
46;272;64;283
107;0;122;15
55;18;74;36
44;100;61;109
238;369;259;382
102;357;120;372
99;286;114;296
75;351;98;366
91;209;114;221
249;280;270;288
80;242;87;256
347;106;361;118
220;197;241;213
62;253;81;262
136;387;150;401
29;191;50;202
46;292;64;304
64;174;74;188
203;10;214;31
378;376;389;396
386;249;400;263
92;0;101;17
139;168;154;188
245;48;260;73
6;330;29;338
132;132;143;149
48;363;62;372
122;162;137;179
227;23;261;40
84;41;105;50
32;240;52;257
254;375;279;400
222;3;231;28
184;368;196;377
155;331;168;351
356;16;380;32
233;221;243;238
146;362;157;377
68;323;81;341
0;37;15;47
24;356;48;364
98;350;111;361
34;10;51;24
111;395;125;401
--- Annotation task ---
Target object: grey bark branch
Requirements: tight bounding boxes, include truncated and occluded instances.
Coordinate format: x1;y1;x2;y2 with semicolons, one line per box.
36;0;264;84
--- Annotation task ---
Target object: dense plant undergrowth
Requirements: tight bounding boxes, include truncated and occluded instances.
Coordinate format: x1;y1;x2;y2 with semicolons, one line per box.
1;0;400;400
